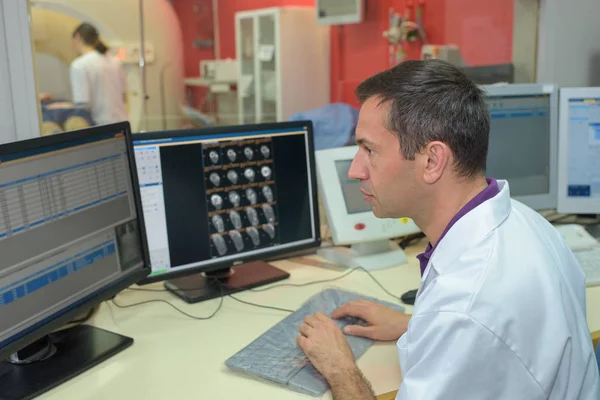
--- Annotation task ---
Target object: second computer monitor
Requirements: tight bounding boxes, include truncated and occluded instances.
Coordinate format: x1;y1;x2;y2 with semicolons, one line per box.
482;83;558;210
132;121;320;301
557;87;600;214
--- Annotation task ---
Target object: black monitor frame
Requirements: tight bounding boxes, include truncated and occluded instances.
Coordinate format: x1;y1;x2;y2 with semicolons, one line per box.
0;121;151;360
132;120;321;287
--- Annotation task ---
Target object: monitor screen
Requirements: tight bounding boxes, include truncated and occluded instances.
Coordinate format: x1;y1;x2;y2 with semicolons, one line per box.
132;123;319;280
0;128;147;353
334;160;371;214
565;98;600;197
486;94;551;197
557;90;600;214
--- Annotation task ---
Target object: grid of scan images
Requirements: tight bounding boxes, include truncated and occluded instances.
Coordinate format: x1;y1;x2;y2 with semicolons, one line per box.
203;138;279;258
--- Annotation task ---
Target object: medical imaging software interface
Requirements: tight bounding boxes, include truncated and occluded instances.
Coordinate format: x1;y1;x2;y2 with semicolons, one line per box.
0;132;144;347
334;159;371;215
566;98;600;198
134;127;316;277
486;94;551;196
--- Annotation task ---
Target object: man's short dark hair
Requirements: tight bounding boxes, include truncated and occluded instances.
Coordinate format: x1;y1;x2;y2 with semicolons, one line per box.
355;59;490;178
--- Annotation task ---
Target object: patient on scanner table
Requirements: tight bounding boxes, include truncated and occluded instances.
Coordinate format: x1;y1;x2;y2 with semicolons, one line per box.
39;96;94;136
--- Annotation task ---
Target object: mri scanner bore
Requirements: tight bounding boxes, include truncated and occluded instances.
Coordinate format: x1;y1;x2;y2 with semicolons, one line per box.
31;0;184;134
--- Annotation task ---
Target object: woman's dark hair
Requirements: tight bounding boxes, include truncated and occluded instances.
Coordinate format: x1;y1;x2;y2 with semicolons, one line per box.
73;22;108;55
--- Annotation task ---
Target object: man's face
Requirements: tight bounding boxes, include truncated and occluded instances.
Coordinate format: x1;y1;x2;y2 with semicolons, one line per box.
348;97;417;219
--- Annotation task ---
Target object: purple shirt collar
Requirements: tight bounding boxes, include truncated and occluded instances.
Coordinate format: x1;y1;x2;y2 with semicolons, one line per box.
416;177;500;276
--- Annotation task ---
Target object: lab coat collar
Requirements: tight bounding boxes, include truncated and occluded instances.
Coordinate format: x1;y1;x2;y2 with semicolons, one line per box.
426;179;512;275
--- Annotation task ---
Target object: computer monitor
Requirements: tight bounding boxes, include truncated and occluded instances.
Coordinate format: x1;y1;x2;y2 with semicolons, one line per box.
0;122;149;399
132;121;320;303
481;83;558;210
315;145;421;271
557;87;600;215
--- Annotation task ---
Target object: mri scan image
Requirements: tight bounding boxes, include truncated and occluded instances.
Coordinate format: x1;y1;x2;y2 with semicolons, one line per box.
228;191;240;207
244;168;255;182
211;194;223;210
246;188;257;205
212;234;227;256
262;204;275;223
246;227;260;246
211;214;225;232
230;231;244;252
263;223;276;239
262;185;273;202
260;145;270;158
246;207;259;225
244;147;254;160
209;172;220;187
227;170;238;185
209;150;219;164
229;210;242;229
227;148;237;162
260;165;272;180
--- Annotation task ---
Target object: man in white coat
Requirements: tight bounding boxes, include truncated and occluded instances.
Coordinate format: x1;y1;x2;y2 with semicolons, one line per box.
296;59;600;399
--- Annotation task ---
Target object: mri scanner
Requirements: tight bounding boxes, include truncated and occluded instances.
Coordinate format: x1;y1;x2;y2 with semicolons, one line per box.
30;0;185;134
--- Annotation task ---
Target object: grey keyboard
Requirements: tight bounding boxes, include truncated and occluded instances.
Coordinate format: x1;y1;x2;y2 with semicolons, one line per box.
225;288;405;397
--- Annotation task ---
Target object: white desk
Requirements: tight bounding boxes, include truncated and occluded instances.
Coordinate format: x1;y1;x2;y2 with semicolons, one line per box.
39;240;600;400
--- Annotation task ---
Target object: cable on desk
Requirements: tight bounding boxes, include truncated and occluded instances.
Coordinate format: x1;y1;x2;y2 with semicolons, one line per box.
119;266;403;321
226;293;295;313
132;266;403;302
127;266;400;301
125;285;294;314
111;285;224;321
239;266;403;303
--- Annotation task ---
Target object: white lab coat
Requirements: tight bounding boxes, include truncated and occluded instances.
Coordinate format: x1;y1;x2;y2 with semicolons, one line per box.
70;51;128;125
396;180;600;399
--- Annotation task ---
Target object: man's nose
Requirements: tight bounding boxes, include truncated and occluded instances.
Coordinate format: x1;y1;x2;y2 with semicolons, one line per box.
348;155;367;181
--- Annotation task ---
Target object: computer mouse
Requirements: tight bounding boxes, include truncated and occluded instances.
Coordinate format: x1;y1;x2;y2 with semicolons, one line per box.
401;289;418;305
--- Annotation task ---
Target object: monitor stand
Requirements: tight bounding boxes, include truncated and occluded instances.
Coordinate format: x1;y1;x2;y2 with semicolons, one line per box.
164;260;290;304
0;324;133;400
316;239;407;271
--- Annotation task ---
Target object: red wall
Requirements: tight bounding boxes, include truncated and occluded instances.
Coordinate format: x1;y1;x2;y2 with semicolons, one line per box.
173;0;514;108
444;0;513;66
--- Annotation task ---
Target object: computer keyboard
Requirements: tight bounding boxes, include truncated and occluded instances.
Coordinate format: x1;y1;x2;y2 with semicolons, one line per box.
225;288;405;397
573;247;600;287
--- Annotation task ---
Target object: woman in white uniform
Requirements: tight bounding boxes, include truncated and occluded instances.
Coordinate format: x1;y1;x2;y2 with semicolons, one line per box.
296;60;600;399
70;22;127;126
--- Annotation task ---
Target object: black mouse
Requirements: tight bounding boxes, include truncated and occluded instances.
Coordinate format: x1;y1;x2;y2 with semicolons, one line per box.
401;289;418;305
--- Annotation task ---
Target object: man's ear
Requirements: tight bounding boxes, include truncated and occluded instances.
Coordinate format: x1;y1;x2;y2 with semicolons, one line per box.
420;141;451;184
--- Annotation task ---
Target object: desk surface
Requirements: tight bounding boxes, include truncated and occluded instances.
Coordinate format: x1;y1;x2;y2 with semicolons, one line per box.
39;240;600;400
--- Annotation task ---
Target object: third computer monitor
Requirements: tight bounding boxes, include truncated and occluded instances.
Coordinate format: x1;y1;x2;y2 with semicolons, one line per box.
557;87;600;214
482;83;558;210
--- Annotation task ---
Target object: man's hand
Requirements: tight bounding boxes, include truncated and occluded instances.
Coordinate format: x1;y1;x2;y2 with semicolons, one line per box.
297;312;355;379
332;299;410;341
297;312;376;400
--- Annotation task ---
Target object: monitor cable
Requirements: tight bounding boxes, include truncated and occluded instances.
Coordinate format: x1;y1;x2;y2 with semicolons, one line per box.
116;266;404;321
110;282;225;320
